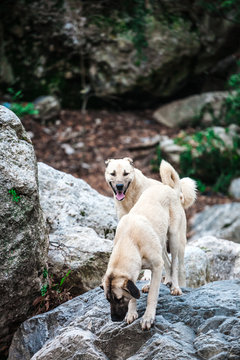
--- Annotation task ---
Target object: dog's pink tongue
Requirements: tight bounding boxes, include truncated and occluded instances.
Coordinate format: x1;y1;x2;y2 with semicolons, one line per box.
116;192;125;201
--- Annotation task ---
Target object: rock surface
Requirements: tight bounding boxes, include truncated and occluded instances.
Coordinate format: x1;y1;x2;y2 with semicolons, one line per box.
153;91;230;128
33;95;61;123
190;203;240;243
185;246;208;288
8;280;240;360
158;134;185;167
0;106;48;354
157;124;240;169
185;236;240;288
190;236;240;282
229;178;240;199
38;162;116;292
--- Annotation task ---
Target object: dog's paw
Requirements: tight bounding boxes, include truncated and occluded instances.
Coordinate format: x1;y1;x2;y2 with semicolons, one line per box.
141;314;155;330
140;269;151;281
142;284;150;293
125;311;138;324
170;286;182;296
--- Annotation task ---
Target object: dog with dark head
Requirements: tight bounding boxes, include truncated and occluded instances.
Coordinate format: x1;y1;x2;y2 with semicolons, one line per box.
102;274;140;322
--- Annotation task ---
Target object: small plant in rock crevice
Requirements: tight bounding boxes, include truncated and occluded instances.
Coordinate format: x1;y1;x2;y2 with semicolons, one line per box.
33;268;72;314
8;188;20;203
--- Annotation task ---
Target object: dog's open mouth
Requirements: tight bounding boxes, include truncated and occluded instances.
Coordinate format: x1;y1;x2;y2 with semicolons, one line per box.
110;182;131;201
116;191;125;201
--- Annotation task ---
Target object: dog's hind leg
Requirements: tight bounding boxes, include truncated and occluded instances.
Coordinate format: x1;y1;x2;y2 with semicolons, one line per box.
169;232;182;296
142;245;171;290
141;269;151;281
162;246;172;286
141;269;151;293
178;233;186;287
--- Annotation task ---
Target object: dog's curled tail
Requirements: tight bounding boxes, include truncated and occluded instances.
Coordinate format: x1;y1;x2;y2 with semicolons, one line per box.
160;160;197;209
160;160;180;196
179;177;197;209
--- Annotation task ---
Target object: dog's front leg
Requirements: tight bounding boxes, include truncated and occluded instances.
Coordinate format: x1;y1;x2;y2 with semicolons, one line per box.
125;298;138;324
141;264;162;330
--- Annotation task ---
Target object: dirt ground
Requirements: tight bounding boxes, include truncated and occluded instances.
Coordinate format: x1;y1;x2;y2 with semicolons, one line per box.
22;109;233;232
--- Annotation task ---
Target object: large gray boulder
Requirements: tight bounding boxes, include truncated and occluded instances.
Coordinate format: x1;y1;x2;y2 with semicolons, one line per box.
229;178;240;199
38;162;116;292
33;95;61;123
190;203;240;243
185;236;240;288
8;280;240;360
185;246;208;288
190;236;240;282
153;91;230;128
0;106;48;354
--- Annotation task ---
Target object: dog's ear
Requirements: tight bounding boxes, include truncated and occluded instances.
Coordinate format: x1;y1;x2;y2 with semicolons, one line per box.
126;280;140;299
124;157;134;166
105;159;111;167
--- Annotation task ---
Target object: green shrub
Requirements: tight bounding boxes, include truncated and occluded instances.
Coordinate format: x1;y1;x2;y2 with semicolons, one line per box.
224;72;240;126
150;146;163;172
151;127;240;194
10;102;38;117
6;88;38;118
174;128;240;193
192;70;240;127
198;0;240;24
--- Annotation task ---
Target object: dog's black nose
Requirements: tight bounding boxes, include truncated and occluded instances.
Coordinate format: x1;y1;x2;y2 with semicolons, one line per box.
116;184;124;191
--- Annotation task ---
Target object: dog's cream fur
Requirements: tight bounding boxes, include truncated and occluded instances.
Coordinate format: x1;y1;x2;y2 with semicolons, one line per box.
102;180;187;330
160;160;197;209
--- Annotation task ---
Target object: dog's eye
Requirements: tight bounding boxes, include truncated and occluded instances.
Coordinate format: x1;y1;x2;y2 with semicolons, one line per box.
123;171;129;176
110;171;116;176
